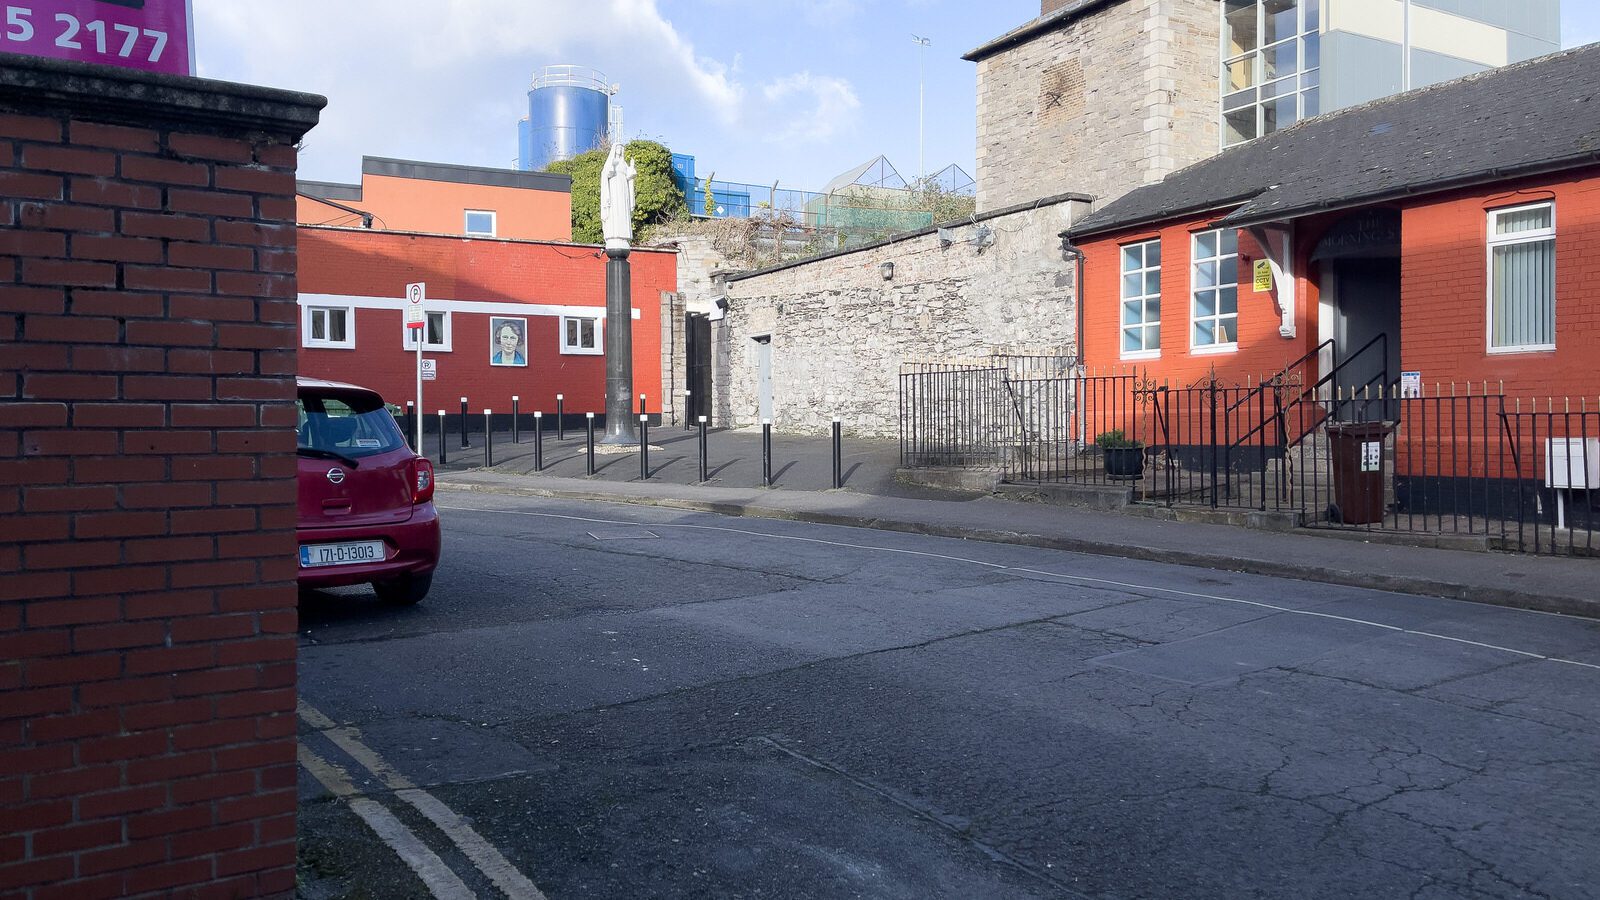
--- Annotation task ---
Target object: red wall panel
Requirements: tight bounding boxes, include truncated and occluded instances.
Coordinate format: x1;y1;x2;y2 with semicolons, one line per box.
295;228;675;415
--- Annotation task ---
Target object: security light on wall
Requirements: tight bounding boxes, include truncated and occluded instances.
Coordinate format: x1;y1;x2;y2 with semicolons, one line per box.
937;227;956;248
880;261;895;281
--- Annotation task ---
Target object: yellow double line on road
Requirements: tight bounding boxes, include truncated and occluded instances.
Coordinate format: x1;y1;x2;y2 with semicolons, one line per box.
297;700;547;900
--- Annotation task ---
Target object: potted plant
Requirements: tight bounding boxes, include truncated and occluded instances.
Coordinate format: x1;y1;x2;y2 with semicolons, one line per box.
1095;430;1145;480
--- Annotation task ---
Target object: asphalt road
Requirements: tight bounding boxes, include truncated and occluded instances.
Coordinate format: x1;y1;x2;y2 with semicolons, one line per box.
295;493;1600;900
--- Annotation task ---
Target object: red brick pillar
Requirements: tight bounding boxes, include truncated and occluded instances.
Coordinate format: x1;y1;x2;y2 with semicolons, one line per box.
0;58;323;898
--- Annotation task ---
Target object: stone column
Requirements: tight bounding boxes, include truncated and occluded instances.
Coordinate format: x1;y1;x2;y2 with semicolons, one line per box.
602;247;638;444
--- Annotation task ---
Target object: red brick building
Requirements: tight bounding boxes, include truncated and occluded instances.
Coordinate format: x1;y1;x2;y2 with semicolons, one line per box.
1058;45;1600;539
296;226;676;422
1066;45;1600;402
2;55;322;897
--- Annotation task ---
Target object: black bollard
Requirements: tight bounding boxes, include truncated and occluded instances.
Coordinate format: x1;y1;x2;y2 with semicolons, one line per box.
639;414;650;480
639;393;647;418
484;409;493;467
832;417;842;489
459;397;470;449
557;394;566;441
585;412;596;476
511;395;520;444
683;389;692;431
697;416;708;483
405;402;416;451
762;419;773;486
533;412;544;471
437;410;447;465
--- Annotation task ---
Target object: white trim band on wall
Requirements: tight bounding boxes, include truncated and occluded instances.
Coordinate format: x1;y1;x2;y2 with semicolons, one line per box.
297;293;642;321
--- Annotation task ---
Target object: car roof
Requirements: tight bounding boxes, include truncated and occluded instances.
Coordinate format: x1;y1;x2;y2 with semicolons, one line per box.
296;376;383;397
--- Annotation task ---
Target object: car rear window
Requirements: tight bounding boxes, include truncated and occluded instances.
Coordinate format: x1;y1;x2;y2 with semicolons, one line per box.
298;391;408;459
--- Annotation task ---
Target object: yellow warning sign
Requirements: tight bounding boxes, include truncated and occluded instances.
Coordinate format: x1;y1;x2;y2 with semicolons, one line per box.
1253;259;1273;293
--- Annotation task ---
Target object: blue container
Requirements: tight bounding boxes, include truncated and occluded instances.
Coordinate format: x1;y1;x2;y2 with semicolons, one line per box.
523;66;610;172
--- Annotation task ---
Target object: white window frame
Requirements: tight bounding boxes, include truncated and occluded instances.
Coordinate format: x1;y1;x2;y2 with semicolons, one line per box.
303;304;355;350
1486;201;1556;354
464;209;497;237
1120;238;1162;361
1191;229;1240;355
401;310;453;352
1220;0;1322;148
559;315;603;356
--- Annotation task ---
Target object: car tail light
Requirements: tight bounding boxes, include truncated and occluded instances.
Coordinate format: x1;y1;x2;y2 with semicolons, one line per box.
409;457;435;504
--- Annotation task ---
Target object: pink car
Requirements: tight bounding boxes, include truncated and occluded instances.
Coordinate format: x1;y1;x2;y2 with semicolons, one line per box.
296;378;440;604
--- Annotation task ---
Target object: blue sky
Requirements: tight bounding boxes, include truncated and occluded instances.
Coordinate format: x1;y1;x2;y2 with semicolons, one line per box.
196;1;1599;192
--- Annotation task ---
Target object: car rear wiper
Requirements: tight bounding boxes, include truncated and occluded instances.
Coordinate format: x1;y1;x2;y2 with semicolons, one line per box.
297;447;361;467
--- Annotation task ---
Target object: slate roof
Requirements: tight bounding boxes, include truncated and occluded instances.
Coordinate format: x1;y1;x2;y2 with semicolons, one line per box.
962;0;1126;63
1066;43;1600;240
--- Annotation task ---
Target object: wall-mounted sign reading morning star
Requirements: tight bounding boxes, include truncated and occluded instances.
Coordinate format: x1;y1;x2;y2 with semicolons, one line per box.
2;0;193;76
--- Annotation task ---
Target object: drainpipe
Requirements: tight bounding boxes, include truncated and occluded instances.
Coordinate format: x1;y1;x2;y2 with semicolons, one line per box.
1060;235;1088;448
1059;235;1086;362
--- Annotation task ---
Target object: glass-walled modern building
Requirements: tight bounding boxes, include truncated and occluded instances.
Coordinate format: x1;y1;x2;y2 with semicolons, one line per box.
1221;0;1560;147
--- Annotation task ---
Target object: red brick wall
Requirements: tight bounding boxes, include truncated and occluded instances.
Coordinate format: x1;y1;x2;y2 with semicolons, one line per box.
1078;216;1322;383
1401;167;1600;400
297;227;674;416
1;60;320;899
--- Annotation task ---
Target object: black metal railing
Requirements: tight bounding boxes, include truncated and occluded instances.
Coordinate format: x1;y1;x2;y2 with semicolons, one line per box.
898;361;1011;467
898;351;1596;555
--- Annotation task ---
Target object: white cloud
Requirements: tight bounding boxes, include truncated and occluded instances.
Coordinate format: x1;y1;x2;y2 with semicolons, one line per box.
757;72;862;143
194;0;742;179
192;1;866;185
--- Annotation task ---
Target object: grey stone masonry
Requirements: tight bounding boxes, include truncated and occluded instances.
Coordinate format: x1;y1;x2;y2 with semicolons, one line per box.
716;196;1092;438
972;0;1219;211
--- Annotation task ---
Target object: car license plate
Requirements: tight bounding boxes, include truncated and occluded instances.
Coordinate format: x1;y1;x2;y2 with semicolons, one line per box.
300;540;386;568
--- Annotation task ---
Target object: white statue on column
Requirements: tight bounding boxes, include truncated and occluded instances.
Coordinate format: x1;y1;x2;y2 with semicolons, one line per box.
599;143;636;252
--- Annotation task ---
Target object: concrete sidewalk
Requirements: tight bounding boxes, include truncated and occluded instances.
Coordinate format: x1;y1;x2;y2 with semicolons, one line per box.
429;427;1599;618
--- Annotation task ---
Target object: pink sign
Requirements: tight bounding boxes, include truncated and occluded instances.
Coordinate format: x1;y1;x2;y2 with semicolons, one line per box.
2;0;193;76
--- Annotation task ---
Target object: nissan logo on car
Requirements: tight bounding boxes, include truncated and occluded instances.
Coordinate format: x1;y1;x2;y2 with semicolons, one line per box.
326;468;346;484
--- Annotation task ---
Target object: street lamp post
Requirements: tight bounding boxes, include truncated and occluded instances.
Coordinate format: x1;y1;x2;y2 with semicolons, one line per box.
912;34;931;184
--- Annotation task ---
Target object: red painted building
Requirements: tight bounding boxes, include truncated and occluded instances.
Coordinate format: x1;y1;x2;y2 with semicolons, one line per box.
1066;45;1600;403
296;226;675;421
1059;46;1600;538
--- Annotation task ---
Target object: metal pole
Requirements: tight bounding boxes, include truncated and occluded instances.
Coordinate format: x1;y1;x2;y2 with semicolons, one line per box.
639;393;647;418
511;396;520;444
533;412;543;471
603;247;639;444
557;394;565;440
832;417;842;489
414;322;423;451
437;410;447;465
697;415;708;482
683;390;692;431
405;402;415;451
459;397;470;449
585;412;596;476
762;419;772;486
640;414;650;480
484;410;493;467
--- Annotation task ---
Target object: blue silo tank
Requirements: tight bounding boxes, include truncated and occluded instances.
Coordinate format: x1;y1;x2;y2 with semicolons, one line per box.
525;66;611;172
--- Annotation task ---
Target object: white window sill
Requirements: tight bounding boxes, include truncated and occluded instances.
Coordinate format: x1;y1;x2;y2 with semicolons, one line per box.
1191;343;1239;356
1120;349;1161;362
1487;344;1556;355
304;341;356;350
403;343;453;353
560;346;604;356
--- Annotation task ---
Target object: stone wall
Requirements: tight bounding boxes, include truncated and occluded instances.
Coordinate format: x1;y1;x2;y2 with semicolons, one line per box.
0;56;321;899
715;195;1091;437
972;0;1220;211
